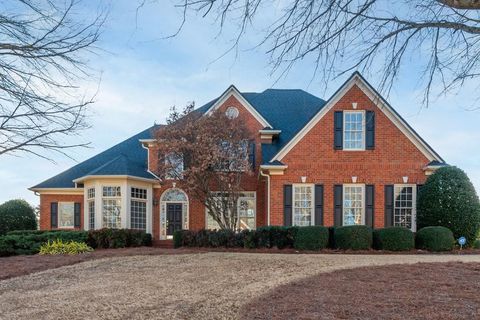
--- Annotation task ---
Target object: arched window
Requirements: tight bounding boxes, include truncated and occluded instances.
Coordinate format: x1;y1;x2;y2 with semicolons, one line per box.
160;188;187;202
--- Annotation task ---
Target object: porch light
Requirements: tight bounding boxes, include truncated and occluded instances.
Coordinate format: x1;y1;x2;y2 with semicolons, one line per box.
403;176;409;183
352;102;358;109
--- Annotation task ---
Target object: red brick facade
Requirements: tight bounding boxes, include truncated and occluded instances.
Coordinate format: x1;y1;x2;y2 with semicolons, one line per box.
37;78;437;238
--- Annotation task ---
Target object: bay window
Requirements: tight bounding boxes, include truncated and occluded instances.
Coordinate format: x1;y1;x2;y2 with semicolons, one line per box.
87;187;95;230
131;187;147;231
102;186;121;228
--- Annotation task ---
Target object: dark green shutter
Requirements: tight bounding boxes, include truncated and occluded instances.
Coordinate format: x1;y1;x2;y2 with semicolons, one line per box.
50;202;58;229
248;140;256;170
334;111;343;150
74;203;81;228
366;111;375;149
365;185;374;227
284;185;293;226
384;185;394;227
314;184;324;225
334;185;343;226
183;152;191;170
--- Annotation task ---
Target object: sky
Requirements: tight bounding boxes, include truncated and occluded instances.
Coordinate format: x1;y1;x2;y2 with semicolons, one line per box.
0;1;479;206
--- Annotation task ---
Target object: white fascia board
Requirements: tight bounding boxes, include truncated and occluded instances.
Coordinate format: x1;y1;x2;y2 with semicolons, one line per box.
271;73;442;163
205;86;271;128
72;175;159;184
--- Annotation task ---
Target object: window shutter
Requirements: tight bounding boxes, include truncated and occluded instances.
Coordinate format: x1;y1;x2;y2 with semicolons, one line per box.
183;152;191;170
334;111;343;150
365;185;374;227
334;185;343;226
284;185;293;226
366;111;375;150
74;203;81;228
50;202;58;229
314;185;324;225
248;140;256;170
384;185;394;227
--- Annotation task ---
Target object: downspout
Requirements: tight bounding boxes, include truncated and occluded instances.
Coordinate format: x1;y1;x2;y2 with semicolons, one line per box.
141;142;162;181
259;169;271;226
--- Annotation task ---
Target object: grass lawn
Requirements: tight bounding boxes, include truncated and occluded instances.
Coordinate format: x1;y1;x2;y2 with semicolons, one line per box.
0;252;480;319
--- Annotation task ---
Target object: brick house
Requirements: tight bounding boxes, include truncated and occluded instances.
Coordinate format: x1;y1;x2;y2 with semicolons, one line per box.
30;72;446;240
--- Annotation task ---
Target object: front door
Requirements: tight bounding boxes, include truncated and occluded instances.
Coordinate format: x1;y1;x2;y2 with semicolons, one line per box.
166;203;182;236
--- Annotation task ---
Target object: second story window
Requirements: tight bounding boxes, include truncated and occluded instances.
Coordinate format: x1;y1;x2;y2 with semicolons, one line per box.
165;153;184;179
344;111;365;150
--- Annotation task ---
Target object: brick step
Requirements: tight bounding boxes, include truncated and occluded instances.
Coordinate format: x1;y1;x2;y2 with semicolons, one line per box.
152;240;174;249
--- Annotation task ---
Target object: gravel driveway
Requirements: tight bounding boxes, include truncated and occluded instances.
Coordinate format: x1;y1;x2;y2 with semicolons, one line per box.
1;253;480;320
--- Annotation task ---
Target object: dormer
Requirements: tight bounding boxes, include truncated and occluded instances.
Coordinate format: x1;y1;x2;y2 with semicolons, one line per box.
259;127;281;144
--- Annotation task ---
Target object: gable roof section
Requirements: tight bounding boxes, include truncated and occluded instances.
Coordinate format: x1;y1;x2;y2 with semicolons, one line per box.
271;72;445;163
31;126;159;189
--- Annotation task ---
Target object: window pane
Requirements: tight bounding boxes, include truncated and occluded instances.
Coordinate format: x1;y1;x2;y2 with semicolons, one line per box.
131;200;146;231
293;185;313;226
393;186;414;229
343;111;365;150
103;186;121;197
343;186;364;225
131;187;147;199
88;200;95;229
102;199;121;228
58;203;74;228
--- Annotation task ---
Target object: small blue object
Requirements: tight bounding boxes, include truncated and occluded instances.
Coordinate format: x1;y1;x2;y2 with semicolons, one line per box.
458;237;466;246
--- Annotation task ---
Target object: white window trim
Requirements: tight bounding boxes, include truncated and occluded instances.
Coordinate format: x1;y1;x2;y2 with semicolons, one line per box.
393;184;417;231
343;110;366;151
101;185;122;229
58;202;75;229
130;186;148;231
205;191;257;230
292;184;315;227
342;184;365;226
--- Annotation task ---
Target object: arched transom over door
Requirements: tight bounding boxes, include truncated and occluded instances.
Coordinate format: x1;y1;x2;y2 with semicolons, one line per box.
160;188;189;240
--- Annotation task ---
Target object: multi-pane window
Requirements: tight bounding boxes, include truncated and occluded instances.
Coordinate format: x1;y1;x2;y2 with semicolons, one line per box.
344;111;365;150
394;185;416;231
205;192;256;230
165;153;184;179
87;187;95;230
131;187;147;231
343;185;364;225
102;186;121;228
293;185;313;226
58;202;75;228
217;140;248;171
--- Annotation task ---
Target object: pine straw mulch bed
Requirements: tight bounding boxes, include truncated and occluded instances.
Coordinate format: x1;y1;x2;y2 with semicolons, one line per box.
1;246;479;281
241;261;480;320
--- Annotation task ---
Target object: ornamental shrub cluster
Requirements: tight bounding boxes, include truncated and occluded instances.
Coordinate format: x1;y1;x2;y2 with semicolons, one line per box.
0;199;37;235
39;239;93;255
0;228;152;256
174;225;457;252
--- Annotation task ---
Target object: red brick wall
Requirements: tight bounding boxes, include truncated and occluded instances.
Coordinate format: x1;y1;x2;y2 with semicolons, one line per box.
149;94;267;239
269;84;430;228
39;194;84;230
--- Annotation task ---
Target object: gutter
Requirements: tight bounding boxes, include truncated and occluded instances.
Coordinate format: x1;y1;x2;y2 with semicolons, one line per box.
259;169;271;226
141;141;163;182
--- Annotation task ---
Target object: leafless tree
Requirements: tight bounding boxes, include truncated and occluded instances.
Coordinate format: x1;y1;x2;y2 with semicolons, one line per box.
154;103;253;230
164;0;480;106
0;0;105;160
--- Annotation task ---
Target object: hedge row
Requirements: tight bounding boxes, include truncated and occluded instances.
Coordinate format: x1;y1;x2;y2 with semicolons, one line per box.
174;226;455;252
0;228;152;256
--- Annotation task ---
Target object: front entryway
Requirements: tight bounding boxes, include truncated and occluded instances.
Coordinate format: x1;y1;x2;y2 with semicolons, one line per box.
166;203;183;236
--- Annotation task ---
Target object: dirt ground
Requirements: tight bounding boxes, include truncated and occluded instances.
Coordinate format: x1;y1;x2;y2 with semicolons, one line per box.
1;253;480;320
241;261;480;320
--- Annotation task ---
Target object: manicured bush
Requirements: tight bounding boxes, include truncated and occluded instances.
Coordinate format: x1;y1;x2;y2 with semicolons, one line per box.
39;240;93;255
0;230;88;256
86;229;151;249
256;226;297;249
473;239;480;249
294;226;329;250
417;166;480;246
7;230;64;236
334;225;373;250
328;227;336;249
243;230;258;249
415;226;454;252
373;227;414;251
0;199;37;235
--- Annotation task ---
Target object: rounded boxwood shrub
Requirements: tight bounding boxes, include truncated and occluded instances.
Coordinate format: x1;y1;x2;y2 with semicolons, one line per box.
373;227;414;251
417;166;480;246
0;199;37;235
473;239;480;249
294;226;329;250
415;226;454;251
334;225;372;250
256;226;297;249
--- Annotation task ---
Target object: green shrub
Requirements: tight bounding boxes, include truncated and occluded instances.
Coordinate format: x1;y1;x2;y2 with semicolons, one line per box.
417;166;480;246
243;230;258;249
173;230;184;248
7;230;64;236
39;240;93;255
256;226;297;249
373;227;414;251
415;226;454;251
294;226;329;250
328;227;336;249
0;199;37;235
473;239;480;249
86;229;151;249
0;230;88;256
334;225;373;250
